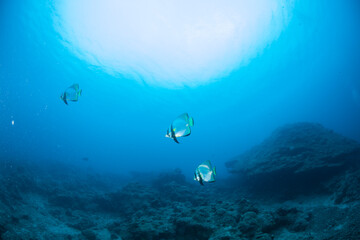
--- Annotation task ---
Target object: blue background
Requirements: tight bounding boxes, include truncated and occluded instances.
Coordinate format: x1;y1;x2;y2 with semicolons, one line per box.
1;0;359;179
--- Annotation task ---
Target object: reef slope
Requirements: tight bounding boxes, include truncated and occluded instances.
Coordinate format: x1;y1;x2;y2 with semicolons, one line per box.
1;123;360;239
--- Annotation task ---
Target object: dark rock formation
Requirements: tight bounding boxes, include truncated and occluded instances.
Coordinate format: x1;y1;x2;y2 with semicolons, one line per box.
226;122;360;175
226;123;360;197
327;168;360;204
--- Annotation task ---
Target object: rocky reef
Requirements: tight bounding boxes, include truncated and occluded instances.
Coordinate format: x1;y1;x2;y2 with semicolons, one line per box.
226;122;360;198
1;122;360;239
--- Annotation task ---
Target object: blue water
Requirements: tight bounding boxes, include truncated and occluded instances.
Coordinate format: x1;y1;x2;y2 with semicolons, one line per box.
1;0;360;180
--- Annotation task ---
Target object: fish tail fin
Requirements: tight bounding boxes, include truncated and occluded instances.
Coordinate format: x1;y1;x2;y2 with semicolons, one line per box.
189;117;194;126
79;89;82;96
213;167;216;175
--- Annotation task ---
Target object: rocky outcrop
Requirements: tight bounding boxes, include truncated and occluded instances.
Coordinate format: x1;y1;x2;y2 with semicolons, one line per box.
226;122;360;175
327;168;360;204
226;123;360;197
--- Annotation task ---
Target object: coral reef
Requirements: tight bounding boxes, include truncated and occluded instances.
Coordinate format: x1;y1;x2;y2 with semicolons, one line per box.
225;122;360;198
0;162;359;239
1;123;360;239
226;122;360;175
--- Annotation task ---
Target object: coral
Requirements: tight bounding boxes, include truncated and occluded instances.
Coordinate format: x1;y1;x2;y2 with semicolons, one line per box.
226;122;360;199
1;123;360;239
328;168;360;204
226;122;360;175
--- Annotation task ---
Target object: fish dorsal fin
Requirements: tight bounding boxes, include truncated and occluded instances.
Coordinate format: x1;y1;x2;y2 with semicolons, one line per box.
202;160;212;169
177;113;189;121
70;84;80;91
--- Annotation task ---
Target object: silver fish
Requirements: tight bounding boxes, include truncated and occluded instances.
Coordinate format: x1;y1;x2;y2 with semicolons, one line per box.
166;113;194;144
60;84;82;105
194;160;216;185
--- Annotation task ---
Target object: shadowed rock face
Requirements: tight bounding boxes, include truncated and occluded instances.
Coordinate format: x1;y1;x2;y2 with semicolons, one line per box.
226;122;360;175
226;123;360;196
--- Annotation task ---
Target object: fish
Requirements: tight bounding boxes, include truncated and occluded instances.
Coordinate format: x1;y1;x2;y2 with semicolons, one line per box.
60;84;82;105
165;113;194;143
194;160;216;185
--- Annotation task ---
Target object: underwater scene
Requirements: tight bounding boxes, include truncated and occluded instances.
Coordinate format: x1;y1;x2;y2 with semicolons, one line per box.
1;0;360;239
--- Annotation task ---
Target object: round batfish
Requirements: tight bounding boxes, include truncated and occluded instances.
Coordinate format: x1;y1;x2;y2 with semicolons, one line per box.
194;160;216;185
60;84;82;105
165;113;194;144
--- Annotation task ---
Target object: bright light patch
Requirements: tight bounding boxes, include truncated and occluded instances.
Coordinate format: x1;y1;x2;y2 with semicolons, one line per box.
53;0;294;88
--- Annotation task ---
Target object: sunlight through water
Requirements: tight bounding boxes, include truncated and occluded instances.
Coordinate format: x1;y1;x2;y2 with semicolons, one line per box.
53;0;294;88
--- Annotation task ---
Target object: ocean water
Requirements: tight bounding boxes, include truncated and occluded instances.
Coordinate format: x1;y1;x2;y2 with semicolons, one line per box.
1;0;360;239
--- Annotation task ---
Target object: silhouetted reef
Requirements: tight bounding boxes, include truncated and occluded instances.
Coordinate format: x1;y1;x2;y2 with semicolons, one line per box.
226;122;360;199
1;122;360;239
